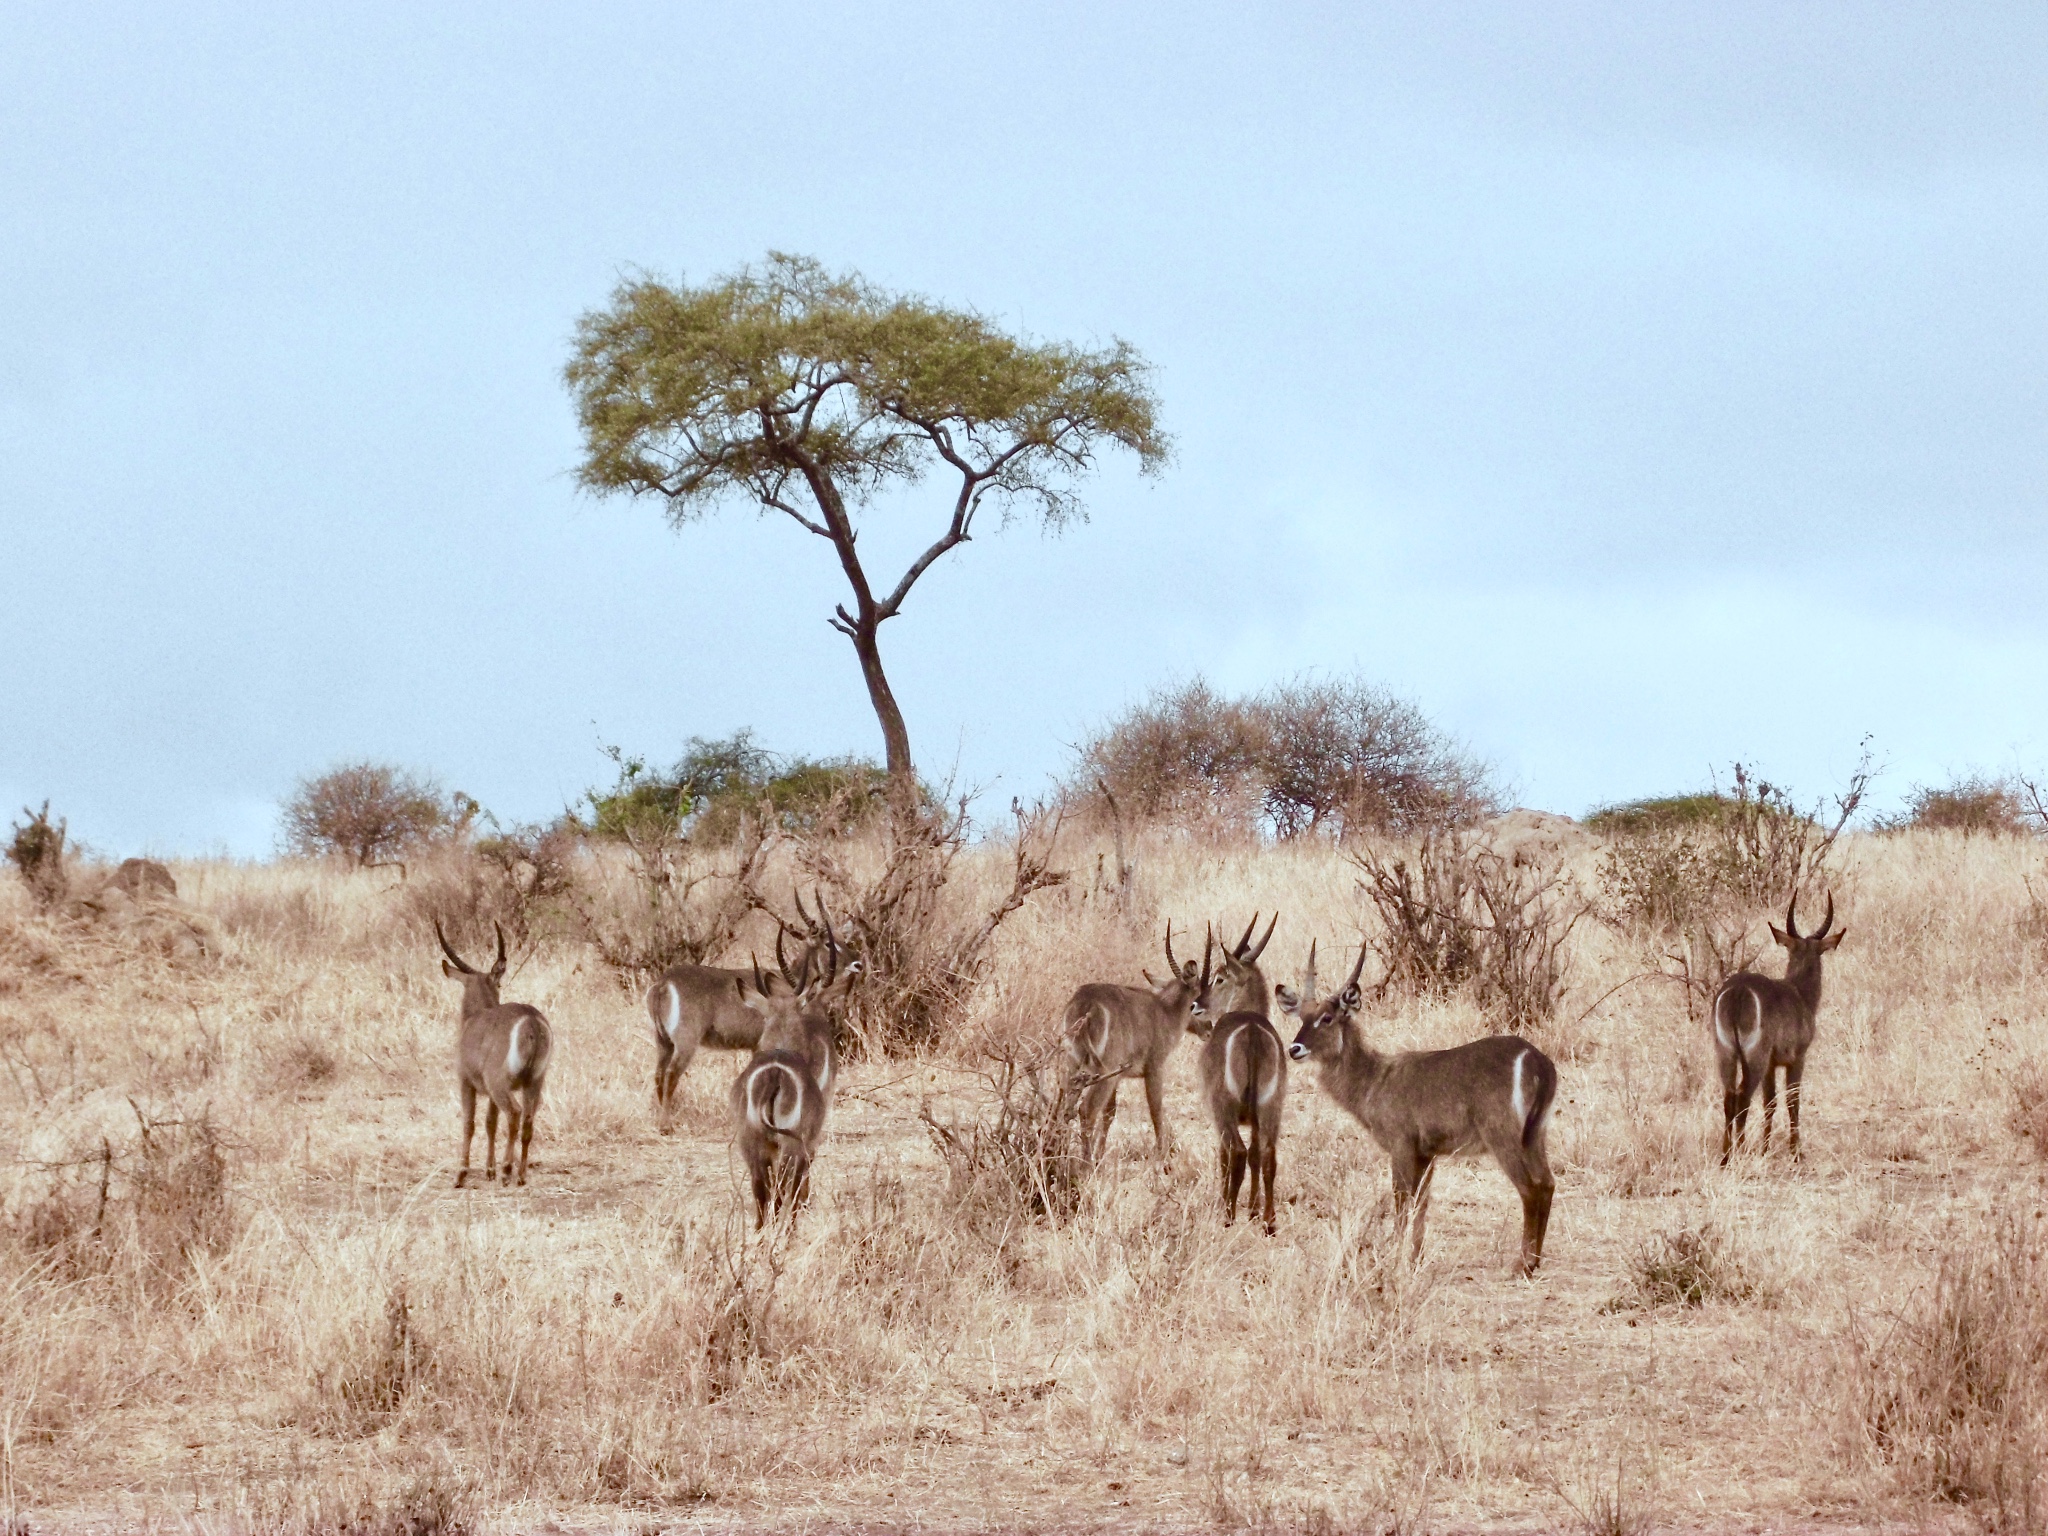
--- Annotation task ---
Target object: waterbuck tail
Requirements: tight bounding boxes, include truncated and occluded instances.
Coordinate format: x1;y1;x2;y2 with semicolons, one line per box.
746;1061;805;1135
1516;1045;1558;1149
506;1013;549;1079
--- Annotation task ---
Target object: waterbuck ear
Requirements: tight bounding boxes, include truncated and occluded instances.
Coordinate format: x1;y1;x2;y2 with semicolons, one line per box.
1820;928;1846;951
1340;984;1363;1011
1141;968;1159;987
1768;923;1790;947
1275;985;1301;1016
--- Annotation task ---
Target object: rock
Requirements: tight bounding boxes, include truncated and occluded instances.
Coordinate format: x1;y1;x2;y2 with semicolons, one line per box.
1478;809;1589;870
110;858;177;900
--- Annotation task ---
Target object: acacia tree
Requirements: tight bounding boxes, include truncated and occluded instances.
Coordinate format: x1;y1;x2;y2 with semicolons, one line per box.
563;253;1169;796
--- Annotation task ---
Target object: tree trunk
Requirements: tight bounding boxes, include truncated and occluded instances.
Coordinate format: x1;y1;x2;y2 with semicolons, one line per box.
848;618;916;795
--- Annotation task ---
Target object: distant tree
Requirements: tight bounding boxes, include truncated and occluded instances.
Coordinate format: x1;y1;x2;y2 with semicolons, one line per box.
564;253;1169;798
1070;674;1495;839
586;731;890;844
1880;773;2030;836
1255;675;1497;837
281;762;455;868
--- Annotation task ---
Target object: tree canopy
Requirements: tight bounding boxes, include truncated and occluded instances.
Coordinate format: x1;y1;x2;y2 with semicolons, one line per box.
564;253;1168;790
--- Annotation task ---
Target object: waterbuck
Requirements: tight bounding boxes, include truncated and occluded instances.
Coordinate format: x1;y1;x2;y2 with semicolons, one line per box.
1711;892;1844;1165
643;893;846;1131
437;921;552;1189
1063;924;1215;1161
1211;910;1280;1017
729;931;847;1227
1285;943;1558;1276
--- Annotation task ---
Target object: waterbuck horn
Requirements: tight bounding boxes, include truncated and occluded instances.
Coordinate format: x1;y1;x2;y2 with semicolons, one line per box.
1233;913;1260;957
1813;891;1835;939
1245;911;1278;964
776;926;804;990
1784;894;1803;940
793;885;817;934
491;922;508;980
1202;923;1215;988
1299;938;1318;1006
433;919;475;975
751;951;771;998
1164;922;1180;974
1342;940;1369;997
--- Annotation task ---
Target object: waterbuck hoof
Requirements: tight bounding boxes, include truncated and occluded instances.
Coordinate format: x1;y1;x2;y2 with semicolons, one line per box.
454;1171;469;1188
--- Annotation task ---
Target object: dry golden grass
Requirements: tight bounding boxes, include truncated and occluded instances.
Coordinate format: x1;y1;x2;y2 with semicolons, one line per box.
2;829;2046;1533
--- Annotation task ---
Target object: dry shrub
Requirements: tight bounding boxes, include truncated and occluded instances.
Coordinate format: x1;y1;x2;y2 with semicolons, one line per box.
309;1283;430;1437
566;809;771;988
236;1468;476;1536
794;799;1067;1057
1879;773;2034;837
5;803;71;910
1598;756;1869;1020
920;1041;1085;1237
9;1106;231;1291
2010;1055;2048;1159
1353;831;1585;1032
1858;1215;2048;1526
1608;1222;1756;1311
397;826;579;955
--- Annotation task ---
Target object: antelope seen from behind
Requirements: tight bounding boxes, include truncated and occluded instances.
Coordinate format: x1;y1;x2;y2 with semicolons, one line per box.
437;921;552;1189
1064;924;1214;1161
1286;943;1557;1276
1712;892;1844;1165
644;892;851;1131
1186;931;1300;1234
729;928;852;1227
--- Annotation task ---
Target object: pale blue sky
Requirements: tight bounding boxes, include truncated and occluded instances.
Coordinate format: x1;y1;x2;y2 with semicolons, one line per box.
3;3;2044;855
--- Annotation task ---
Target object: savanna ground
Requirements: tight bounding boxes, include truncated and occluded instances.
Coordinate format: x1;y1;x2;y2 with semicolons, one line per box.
3;827;2046;1534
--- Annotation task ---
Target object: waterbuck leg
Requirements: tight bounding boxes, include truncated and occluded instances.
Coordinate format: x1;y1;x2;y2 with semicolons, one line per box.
456;1082;478;1188
1142;1066;1173;1160
1757;1063;1778;1157
1220;1130;1248;1224
1390;1147;1430;1262
1484;1128;1555;1277
501;1107;521;1183
1783;1060;1806;1162
483;1100;501;1182
652;1035;675;1128
1257;1128;1278;1237
516;1091;538;1185
1409;1159;1438;1263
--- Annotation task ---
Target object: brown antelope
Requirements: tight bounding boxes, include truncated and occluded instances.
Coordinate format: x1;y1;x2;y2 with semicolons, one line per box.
644;893;848;1131
1187;1009;1288;1234
437;921;552;1189
1063;924;1215;1161
1285;943;1558;1277
1211;910;1280;1017
1712;892;1844;1165
729;931;848;1227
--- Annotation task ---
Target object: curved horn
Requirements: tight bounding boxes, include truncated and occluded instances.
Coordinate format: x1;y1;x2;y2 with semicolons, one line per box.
1344;940;1369;995
1202;923;1215;988
1233;913;1260;959
751;951;770;998
1164;921;1179;973
491;922;508;979
776;926;803;990
793;886;816;934
1813;891;1834;939
433;919;474;974
1300;938;1318;1005
1784;893;1802;940
815;887;835;951
1246;911;1278;964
